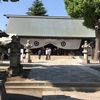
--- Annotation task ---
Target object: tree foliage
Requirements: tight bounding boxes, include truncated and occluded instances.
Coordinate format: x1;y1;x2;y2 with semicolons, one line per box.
64;0;100;60
26;0;47;16
1;0;19;2
64;0;100;29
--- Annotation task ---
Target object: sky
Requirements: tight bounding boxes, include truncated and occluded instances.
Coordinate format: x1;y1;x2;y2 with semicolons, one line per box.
0;0;68;30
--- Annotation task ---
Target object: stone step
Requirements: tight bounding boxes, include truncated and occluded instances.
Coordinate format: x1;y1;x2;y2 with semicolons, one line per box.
42;91;100;100
5;86;100;92
5;81;100;92
5;81;100;87
31;55;82;59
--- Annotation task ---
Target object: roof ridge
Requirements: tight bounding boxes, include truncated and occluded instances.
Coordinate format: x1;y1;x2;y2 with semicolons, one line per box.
4;14;83;20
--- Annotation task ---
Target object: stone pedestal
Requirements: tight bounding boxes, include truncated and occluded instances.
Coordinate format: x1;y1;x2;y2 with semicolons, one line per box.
0;80;7;100
24;59;31;63
82;59;90;64
24;49;32;63
8;53;22;76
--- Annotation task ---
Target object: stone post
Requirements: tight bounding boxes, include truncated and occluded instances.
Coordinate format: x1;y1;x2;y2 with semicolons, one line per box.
24;40;33;63
6;35;24;76
82;40;90;64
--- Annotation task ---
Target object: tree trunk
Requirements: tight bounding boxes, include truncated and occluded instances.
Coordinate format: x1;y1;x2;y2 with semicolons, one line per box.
93;29;100;60
91;47;94;60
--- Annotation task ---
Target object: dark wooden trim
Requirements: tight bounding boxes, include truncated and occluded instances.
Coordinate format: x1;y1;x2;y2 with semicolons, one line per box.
19;36;95;39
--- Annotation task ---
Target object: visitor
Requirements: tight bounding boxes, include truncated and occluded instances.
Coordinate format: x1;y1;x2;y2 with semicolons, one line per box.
45;48;49;60
38;49;42;59
48;48;52;60
53;48;57;55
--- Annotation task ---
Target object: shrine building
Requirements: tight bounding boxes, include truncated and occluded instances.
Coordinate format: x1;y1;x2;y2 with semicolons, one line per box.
4;14;95;55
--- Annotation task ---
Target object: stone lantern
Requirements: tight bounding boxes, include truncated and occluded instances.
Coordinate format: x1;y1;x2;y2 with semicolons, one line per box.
82;40;90;64
6;35;24;76
24;40;33;63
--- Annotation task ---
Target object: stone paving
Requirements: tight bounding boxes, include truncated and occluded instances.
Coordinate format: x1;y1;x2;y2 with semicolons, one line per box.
26;57;100;83
25;57;100;100
2;56;100;100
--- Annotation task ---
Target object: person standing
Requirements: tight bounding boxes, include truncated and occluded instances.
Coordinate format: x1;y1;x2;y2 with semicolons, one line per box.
48;48;51;60
38;49;42;59
45;48;49;60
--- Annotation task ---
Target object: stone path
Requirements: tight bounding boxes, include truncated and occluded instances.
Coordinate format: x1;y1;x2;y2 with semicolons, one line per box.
25;57;100;100
26;58;100;82
2;56;100;100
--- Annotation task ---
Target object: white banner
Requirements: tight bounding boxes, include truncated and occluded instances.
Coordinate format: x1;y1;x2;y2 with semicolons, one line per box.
20;38;81;49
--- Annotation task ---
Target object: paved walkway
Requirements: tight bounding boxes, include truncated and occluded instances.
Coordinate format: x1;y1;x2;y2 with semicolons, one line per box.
2;56;100;100
25;57;100;82
24;57;100;100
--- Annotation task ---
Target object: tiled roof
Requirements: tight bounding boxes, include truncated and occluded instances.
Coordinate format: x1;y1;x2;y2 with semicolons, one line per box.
4;14;95;38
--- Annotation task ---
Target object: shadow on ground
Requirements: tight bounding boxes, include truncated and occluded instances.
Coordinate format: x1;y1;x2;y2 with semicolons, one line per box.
6;63;100;94
43;95;83;100
7;93;42;100
7;63;100;82
7;93;85;100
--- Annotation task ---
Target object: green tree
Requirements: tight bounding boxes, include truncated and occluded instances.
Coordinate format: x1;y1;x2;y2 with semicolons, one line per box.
64;0;100;60
26;0;47;16
1;0;19;2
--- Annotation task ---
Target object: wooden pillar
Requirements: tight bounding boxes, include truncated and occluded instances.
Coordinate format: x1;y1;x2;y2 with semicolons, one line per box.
41;47;44;55
58;48;61;55
57;48;59;55
64;49;66;55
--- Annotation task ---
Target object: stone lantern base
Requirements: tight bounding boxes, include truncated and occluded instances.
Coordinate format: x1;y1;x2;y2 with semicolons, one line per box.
8;65;22;76
82;59;90;64
24;59;32;63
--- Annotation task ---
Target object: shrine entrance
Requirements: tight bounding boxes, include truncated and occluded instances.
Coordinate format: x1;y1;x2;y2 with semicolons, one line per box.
44;44;57;55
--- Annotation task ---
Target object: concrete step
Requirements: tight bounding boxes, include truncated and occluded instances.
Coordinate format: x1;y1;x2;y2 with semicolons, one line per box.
42;91;100;100
31;55;82;59
5;81;100;100
5;81;100;86
5;81;100;92
5;86;100;92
